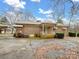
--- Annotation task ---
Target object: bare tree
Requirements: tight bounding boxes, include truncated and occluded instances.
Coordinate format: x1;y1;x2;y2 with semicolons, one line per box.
50;0;79;32
67;0;79;32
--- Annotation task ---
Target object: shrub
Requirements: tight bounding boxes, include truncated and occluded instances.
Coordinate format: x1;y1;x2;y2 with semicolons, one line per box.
29;34;35;38
55;33;64;39
13;33;18;38
46;34;55;39
68;32;76;37
40;34;46;39
13;33;16;37
41;34;55;39
17;33;24;38
23;34;29;38
77;33;79;37
35;34;41;37
13;33;24;38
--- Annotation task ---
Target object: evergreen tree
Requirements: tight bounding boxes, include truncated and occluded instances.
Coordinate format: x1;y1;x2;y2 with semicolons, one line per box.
0;16;8;24
57;18;63;24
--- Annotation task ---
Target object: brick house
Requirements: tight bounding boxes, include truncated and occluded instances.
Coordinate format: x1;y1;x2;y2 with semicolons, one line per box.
14;21;55;35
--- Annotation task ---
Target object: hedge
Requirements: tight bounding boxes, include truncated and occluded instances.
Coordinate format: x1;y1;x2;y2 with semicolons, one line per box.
41;34;55;39
77;33;79;37
13;33;29;38
35;34;41;38
55;33;64;39
68;32;76;37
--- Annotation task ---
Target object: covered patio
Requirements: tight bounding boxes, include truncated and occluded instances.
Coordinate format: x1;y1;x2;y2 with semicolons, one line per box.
0;24;8;34
41;22;55;35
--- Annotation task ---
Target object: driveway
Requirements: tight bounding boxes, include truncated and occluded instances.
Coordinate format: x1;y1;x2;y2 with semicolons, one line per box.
0;37;79;59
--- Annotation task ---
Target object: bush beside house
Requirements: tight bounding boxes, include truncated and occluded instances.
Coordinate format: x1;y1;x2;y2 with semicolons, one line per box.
68;32;76;37
55;33;64;39
41;34;55;39
77;33;79;37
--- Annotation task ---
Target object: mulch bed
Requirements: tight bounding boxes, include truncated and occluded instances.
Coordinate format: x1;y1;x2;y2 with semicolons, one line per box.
35;43;79;59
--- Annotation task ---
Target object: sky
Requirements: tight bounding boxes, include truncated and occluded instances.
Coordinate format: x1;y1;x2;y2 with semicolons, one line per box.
0;0;79;23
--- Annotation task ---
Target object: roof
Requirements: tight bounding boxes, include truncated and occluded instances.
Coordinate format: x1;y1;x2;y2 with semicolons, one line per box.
42;21;55;24
56;23;68;27
15;21;56;25
62;27;67;30
13;25;23;28
15;21;41;25
56;23;64;27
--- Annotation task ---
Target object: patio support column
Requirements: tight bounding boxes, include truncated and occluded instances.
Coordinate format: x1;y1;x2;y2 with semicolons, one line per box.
4;28;6;34
0;28;1;34
45;25;47;34
11;28;14;34
42;24;45;35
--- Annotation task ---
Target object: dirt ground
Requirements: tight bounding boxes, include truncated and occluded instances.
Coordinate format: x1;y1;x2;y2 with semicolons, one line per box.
0;37;79;59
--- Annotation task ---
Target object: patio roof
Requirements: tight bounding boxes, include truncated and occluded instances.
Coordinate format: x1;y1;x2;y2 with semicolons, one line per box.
0;24;8;28
13;25;23;28
15;21;56;25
